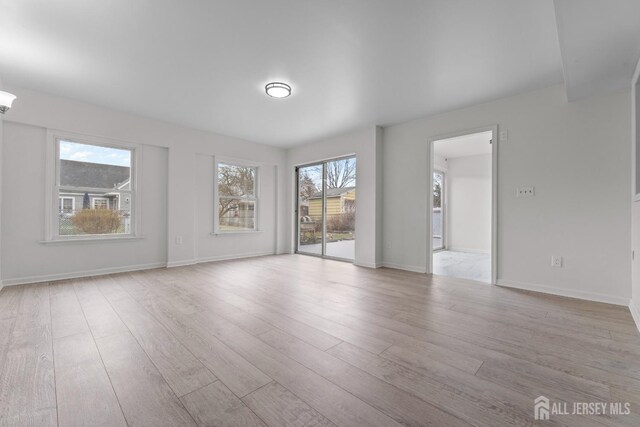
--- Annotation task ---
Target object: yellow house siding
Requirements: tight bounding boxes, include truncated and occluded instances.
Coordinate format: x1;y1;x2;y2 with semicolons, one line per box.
325;197;342;216
308;198;322;217
308;190;356;218
308;196;341;217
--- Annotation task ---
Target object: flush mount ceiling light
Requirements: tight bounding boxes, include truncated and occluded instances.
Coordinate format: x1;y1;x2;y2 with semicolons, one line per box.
265;82;291;98
0;90;16;114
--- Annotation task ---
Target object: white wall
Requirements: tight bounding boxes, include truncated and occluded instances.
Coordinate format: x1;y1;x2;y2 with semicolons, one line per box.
446;154;492;253
633;203;640;318
631;59;640;325
1;87;287;285
0;76;4;289
195;154;280;262
286;127;383;268
433;154;448;172
1;83;634;308
384;85;631;304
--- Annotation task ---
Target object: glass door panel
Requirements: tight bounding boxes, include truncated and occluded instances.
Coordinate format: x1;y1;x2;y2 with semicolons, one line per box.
324;157;356;260
297;164;323;255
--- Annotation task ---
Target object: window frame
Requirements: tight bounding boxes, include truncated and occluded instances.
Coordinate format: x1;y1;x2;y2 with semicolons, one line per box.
91;197;110;210
45;130;142;242
214;158;260;234
58;196;75;214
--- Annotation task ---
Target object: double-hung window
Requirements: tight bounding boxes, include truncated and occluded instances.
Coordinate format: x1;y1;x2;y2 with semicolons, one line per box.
51;137;136;239
216;162;258;232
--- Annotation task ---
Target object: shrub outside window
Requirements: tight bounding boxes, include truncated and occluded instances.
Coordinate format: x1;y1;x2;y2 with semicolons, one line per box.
54;139;135;238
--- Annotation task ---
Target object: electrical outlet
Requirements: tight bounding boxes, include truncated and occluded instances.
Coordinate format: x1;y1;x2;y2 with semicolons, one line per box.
551;256;562;268
516;187;535;197
499;130;508;142
175;236;183;245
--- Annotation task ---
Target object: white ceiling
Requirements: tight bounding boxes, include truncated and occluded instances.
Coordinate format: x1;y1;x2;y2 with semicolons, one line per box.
554;0;640;101
0;1;637;147
434;131;493;159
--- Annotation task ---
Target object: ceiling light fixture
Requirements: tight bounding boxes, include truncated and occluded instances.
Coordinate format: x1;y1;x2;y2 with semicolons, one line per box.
265;82;291;98
0;91;16;114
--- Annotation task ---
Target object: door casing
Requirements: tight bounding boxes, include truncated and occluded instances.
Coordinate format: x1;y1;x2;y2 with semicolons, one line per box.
427;125;498;284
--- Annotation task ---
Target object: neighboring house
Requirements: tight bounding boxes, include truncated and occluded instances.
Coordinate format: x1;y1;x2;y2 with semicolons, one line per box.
219;200;255;229
308;187;356;218
58;160;131;213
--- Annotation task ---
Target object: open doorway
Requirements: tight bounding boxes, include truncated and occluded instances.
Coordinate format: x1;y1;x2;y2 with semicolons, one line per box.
429;128;497;284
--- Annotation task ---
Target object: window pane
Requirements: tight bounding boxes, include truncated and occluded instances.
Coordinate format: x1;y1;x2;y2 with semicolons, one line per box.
218;198;255;231
59;140;131;190
217;163;255;197
325;157;356;260
58;188;132;236
297;164;323;255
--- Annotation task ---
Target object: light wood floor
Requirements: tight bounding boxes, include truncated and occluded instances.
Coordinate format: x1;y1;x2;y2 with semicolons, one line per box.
1;255;640;426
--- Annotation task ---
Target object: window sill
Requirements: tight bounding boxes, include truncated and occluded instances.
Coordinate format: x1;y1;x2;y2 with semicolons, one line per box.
40;235;145;245
210;230;264;236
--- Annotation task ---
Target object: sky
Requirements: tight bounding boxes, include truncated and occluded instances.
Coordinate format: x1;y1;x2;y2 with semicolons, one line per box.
60;140;131;167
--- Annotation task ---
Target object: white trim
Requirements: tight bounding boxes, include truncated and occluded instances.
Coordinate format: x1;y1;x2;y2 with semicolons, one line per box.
117;178;131;190
2;251;279;286
39;235;145;245
167;251;276;268
632;56;640;201
427;125;498;285
195;251;274;265
354;261;382;269
446;247;490;255
497;279;630;306
91;197;109;209
210;230;265;236
629;300;640;333
58;196;75;213
382;262;427;274
166;259;198;268
1;262;166;287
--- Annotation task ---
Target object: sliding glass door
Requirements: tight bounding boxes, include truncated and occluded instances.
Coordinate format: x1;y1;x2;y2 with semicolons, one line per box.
296;156;356;261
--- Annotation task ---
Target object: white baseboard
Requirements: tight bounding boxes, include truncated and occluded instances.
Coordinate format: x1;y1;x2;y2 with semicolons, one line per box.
354;261;382;269
497;279;630;306
381;261;427;273
1;262;167;287
629;300;640;333
2;251;279;286
193;251;275;265
447;247;490;254
166;259;198;268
